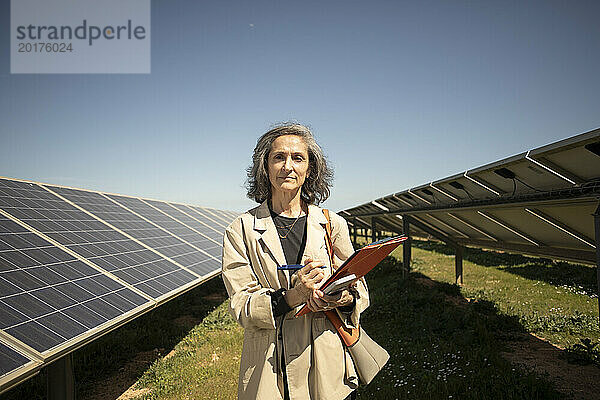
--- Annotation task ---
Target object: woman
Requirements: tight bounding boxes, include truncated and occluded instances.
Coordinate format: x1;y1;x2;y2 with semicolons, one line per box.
221;123;369;400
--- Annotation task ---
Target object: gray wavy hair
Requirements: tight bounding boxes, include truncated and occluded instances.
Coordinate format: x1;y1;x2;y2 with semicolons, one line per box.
246;123;334;205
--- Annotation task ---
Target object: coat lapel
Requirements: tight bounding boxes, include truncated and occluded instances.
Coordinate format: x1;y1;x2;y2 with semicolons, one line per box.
253;202;331;289
253;201;286;289
303;205;330;269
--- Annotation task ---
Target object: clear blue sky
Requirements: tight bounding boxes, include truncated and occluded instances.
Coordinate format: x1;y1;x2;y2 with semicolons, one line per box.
1;0;599;212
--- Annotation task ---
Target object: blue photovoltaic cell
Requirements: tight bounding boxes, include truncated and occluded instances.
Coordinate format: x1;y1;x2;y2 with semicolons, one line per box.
105;195;221;277
143;200;224;260
220;210;239;222
0;179;196;300
173;204;225;233
191;207;231;225
183;205;228;229
192;206;236;226
0;343;30;378
48;187;216;278
0;214;149;353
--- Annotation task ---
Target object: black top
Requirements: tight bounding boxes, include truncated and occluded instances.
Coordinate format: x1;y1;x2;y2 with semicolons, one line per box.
269;209;307;318
267;208;355;318
270;210;308;265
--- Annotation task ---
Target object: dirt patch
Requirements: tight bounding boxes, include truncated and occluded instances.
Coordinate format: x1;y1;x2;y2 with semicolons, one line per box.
203;292;228;302
163;349;177;360
82;349;162;400
116;386;151;400
173;314;201;329
501;334;600;399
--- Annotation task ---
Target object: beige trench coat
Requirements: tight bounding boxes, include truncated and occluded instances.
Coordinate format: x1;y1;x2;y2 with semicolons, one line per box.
221;201;370;400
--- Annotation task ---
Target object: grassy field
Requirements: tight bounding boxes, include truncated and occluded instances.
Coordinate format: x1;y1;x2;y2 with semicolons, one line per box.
408;241;599;348
3;239;599;399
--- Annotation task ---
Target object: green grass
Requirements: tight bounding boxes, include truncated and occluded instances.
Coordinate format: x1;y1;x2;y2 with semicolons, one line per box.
4;240;598;399
134;301;242;399
408;240;599;348
356;254;559;399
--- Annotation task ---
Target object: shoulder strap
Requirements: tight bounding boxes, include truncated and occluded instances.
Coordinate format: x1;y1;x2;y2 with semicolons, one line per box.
322;209;360;346
323;209;335;269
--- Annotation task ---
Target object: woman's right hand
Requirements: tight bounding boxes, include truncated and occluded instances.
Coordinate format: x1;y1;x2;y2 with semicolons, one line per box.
294;258;327;300
283;258;326;308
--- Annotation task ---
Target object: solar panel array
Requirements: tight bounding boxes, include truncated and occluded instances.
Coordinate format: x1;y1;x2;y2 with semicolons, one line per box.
0;178;236;394
342;128;600;265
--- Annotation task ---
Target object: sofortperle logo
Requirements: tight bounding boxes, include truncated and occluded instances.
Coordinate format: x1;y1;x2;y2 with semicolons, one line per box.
15;19;147;46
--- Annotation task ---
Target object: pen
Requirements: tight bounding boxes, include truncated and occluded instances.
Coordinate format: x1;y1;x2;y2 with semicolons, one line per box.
277;264;327;271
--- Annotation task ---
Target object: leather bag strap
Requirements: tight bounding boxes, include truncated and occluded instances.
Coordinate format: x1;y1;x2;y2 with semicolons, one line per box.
322;209;360;347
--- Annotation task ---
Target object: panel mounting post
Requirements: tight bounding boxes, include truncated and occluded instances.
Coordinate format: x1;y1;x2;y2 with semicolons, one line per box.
455;246;463;285
402;216;411;276
352;218;357;244
371;219;377;243
594;202;600;327
47;353;75;400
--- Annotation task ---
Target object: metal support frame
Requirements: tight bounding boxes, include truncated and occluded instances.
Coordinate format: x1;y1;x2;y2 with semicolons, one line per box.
477;211;542;246
406;215;466;284
409;215;460;248
447;212;500;242
453;237;595;265
47;353;75;400
455;246;463;285
371;218;377;242
526;208;595;248
594;203;600;327
349;183;600;219
345;218;371;243
371;217;402;236
402;217;411;276
426;214;471;238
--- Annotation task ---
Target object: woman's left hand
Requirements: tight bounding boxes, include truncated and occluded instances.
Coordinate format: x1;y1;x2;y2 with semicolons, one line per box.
307;288;353;312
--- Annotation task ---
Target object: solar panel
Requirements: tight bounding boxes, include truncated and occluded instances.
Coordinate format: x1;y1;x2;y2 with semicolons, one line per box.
0;338;42;395
0;213;149;353
104;194;221;276
223;210;239;219
179;204;227;228
190;206;236;226
0;179;196;300
0;342;33;378
143;200;223;260
342;128;600;265
0;177;229;394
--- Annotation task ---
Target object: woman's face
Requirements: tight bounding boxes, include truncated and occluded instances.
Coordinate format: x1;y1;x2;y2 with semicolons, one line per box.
267;135;310;196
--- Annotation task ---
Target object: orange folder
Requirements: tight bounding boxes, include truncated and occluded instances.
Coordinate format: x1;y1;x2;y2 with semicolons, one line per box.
295;235;407;317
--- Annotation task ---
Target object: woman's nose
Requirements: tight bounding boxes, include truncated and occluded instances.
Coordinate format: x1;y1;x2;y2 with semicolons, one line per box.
283;156;293;171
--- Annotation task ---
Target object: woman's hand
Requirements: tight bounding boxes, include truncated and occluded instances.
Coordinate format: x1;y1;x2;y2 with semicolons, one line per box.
284;258;327;307
295;258;327;298
307;288;354;312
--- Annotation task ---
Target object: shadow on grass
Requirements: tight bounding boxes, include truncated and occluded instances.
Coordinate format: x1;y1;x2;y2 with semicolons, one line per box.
412;239;596;294
358;256;566;399
2;276;229;400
